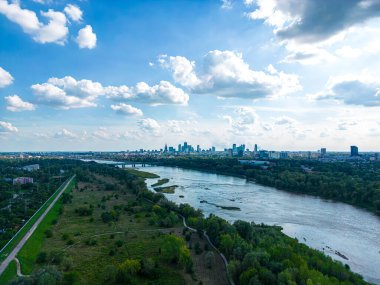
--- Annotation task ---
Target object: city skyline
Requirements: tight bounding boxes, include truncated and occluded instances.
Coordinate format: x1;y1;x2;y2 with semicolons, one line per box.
1;1;380;152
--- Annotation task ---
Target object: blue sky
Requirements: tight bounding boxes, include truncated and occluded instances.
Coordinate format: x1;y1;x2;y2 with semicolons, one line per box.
0;0;380;151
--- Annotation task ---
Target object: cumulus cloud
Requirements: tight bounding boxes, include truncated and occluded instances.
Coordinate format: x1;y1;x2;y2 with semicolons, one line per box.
76;25;97;49
224;107;259;134
111;103;143;116
31;76;188;109
247;0;380;43
32;76;102;109
138;118;161;136
0;121;18;133
310;75;380;107
0;0;69;44
107;81;189;105
0;66;13;87
5;95;35;112
64;4;82;22
159;50;301;99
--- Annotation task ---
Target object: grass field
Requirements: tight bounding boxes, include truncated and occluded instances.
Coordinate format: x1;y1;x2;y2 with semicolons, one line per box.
0;260;16;284
0;177;73;264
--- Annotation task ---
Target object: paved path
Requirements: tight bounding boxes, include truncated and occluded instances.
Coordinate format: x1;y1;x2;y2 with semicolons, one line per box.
0;175;75;276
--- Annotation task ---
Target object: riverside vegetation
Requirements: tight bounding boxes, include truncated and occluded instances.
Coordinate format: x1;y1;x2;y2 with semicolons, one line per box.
3;160;370;284
152;157;380;216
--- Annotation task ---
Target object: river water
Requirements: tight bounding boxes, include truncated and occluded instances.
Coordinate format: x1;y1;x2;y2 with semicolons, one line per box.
83;160;380;283
142;166;380;284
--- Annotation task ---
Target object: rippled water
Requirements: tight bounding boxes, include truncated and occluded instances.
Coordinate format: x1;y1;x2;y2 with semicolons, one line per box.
144;166;380;284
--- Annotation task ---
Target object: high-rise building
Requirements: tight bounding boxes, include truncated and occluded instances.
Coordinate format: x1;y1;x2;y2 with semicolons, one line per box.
196;145;200;152
211;146;216;152
164;144;168;152
254;144;258;153
321;148;326;157
351;145;359;157
178;144;181;152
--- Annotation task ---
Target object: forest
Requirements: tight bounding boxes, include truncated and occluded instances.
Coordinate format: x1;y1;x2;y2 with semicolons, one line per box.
151;157;380;216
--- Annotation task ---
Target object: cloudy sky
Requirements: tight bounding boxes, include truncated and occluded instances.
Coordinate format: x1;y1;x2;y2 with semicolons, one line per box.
0;0;379;152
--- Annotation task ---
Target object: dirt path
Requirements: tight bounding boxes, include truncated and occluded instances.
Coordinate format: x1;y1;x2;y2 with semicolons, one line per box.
0;175;75;276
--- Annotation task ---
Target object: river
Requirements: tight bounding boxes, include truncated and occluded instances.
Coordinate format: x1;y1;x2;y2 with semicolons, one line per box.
143;166;380;284
83;160;380;284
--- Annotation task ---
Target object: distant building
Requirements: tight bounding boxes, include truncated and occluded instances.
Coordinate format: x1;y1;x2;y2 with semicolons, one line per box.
13;177;34;185
280;152;288;159
321;148;327;157
211;146;216;153
350;146;359;157
254;144;258;153
22;164;40;171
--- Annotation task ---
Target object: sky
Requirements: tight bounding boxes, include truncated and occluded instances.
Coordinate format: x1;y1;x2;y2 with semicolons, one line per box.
0;0;379;152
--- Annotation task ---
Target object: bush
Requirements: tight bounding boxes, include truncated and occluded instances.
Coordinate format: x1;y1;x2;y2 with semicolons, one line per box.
44;229;53;238
61;233;69;241
36;251;48;264
49;250;64;265
115;240;124;247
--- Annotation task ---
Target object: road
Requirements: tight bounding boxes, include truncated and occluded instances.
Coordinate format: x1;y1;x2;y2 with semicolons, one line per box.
0;175;75;276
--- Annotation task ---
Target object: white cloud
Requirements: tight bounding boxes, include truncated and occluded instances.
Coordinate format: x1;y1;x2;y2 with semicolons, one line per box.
32;76;188;109
274;116;296;126
64;4;82;22
335;46;362;58
0;66;13;87
54;128;77;139
111;103;143;116
5;95;35;112
247;0;380;44
32;76;102;109
167;120;191;134
0;121;18;133
107;81;189;105
76;25;97;49
310;74;380;107
225;107;259;134
138;118;161;136
159;50;301;99
0;1;68;44
221;0;233;10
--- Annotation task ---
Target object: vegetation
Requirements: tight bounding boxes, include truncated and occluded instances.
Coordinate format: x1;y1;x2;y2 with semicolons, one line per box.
125;168;160;179
152;178;170;187
2;160;371;284
153;157;380;215
154;185;178;194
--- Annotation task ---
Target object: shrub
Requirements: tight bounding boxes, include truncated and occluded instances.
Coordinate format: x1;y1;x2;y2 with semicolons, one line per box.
44;229;53;238
36;251;48;264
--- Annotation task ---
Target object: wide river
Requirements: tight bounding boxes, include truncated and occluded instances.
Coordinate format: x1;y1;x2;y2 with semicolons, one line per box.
84;160;380;283
143;165;380;284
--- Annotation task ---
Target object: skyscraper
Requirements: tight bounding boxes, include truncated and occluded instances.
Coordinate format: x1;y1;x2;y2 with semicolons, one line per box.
350;146;359;157
321;148;326;157
254;144;258;153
